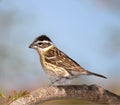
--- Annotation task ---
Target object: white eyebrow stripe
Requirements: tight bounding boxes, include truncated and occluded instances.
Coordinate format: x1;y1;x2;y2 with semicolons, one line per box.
42;40;53;44
42;40;49;43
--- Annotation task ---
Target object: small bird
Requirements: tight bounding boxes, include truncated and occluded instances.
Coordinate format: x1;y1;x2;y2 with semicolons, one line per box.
29;35;107;84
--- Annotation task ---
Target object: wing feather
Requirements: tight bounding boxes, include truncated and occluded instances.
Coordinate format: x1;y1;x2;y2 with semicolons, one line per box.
44;47;85;75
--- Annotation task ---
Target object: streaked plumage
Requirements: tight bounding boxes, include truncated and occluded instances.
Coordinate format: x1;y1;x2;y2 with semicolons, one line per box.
29;35;107;84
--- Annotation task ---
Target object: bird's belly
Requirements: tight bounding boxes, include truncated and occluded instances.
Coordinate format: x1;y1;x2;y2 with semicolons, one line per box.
42;62;70;78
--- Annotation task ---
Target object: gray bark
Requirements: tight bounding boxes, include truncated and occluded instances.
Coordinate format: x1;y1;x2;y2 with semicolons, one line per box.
10;84;120;105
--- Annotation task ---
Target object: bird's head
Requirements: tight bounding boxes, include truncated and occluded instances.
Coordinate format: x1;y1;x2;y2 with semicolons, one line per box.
29;35;53;51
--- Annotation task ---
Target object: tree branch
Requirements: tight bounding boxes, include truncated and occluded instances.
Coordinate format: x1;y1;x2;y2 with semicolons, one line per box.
10;84;120;105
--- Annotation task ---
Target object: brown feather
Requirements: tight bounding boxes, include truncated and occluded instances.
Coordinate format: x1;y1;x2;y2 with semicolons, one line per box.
44;47;86;76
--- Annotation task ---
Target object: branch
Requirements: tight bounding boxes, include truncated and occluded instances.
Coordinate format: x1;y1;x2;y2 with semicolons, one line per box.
10;84;120;105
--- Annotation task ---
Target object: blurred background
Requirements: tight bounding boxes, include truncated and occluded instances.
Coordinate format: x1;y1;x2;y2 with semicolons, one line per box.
0;0;120;96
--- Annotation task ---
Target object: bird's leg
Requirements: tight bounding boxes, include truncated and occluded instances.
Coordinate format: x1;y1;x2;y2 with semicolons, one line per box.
49;75;74;86
49;76;62;85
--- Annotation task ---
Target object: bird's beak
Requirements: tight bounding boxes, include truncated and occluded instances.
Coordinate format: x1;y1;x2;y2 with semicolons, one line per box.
29;42;35;48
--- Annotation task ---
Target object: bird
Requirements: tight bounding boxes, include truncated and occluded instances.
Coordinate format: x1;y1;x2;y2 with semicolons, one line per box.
29;35;107;84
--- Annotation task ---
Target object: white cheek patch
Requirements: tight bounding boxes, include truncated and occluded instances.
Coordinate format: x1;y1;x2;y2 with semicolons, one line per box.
32;45;38;49
34;46;38;49
38;47;45;51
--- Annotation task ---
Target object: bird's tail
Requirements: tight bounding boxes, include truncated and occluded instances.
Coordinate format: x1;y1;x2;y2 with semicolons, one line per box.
84;70;107;79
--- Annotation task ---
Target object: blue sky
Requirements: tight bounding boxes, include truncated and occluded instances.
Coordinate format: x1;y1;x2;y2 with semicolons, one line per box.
0;0;120;91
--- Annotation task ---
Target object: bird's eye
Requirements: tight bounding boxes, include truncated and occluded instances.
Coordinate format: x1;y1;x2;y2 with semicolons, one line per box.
38;42;42;45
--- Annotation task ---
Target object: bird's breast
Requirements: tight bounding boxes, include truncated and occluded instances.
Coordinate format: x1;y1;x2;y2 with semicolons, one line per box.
39;54;69;77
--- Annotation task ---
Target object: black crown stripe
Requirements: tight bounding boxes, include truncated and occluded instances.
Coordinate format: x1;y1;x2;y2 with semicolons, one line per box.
35;35;52;42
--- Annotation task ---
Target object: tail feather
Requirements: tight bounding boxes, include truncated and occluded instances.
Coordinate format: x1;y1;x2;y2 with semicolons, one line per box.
85;70;107;79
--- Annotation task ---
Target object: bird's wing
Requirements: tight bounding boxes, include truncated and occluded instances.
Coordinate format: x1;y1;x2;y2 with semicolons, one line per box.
44;47;85;75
